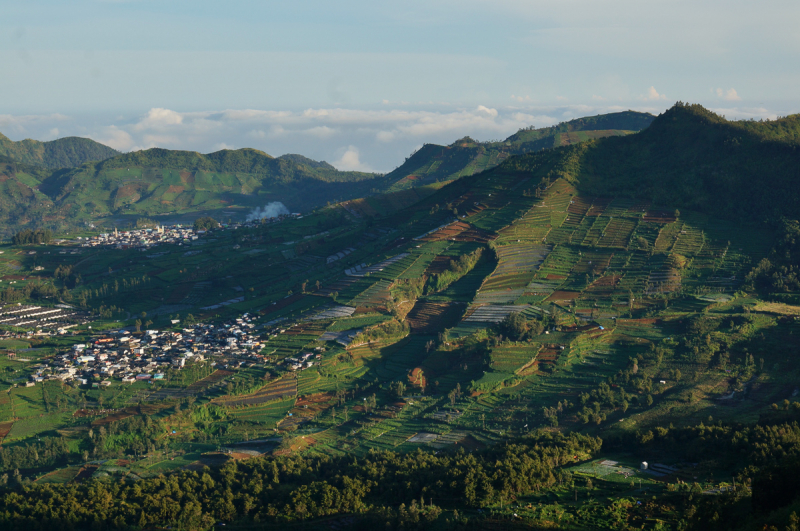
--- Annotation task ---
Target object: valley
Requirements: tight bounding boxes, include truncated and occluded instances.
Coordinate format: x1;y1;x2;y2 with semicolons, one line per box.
0;104;799;530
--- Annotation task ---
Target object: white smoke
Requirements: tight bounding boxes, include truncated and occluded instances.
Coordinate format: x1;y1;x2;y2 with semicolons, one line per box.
246;201;290;222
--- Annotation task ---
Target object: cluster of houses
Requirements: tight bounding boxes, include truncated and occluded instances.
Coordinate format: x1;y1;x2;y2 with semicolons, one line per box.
76;213;304;251
25;314;266;388
283;350;322;371
78;226;201;250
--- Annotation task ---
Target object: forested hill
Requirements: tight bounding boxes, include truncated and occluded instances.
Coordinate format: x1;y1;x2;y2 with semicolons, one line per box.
383;110;655;189
18;146;389;234
499;103;800;223
0;132;120;169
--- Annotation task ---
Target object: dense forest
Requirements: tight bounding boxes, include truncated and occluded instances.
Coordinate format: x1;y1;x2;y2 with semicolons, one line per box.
2;417;800;530
0;132;119;169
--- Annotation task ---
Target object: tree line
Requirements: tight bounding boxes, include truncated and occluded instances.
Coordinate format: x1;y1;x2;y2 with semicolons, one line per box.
11;229;53;245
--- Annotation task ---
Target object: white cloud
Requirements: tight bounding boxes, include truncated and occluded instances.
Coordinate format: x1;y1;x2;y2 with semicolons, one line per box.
95;126;134;151
133;108;183;131
591;95;605;101
708;106;776;121
376;131;395;142
333;146;372;172
304;126;337;138
716;88;741;101
0;113;69;137
644;87;667;101
476;105;498;118
511;94;531;103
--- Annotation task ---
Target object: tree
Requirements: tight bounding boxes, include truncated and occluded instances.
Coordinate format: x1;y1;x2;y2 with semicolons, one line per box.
194;217;219;231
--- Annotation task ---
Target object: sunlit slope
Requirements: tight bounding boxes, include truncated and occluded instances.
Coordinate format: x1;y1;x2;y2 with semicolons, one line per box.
384;110;655;191
0;132;120;169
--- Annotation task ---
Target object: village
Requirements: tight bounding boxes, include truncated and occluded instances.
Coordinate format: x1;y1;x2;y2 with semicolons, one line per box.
17;310;327;391
76;213;302;250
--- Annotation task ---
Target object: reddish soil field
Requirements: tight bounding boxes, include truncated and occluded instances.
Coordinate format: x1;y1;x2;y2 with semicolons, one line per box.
91;409;138;427
587;197;612;216
74;465;98;481
458;435;486;451
0;421;14;443
544;291;581;302
409;367;426;388
643;210;677;223
425;256;453;275
405;301;464;334
545;274;567;280
216;376;297;407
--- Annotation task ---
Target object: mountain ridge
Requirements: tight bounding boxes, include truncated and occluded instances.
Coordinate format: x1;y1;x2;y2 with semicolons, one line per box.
0;132;120;169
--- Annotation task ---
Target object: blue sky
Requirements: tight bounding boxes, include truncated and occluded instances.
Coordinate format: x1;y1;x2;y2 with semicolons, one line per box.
2;0;798;171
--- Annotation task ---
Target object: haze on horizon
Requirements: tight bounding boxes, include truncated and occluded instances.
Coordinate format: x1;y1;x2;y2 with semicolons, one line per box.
2;0;798;172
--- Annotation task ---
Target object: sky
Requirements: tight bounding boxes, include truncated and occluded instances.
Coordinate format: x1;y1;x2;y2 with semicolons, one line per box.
1;0;798;172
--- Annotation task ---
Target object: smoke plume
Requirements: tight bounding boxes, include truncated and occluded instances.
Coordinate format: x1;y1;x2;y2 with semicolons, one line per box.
247;201;290;221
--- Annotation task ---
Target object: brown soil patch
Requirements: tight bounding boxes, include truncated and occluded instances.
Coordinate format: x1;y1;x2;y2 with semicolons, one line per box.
409;367;427;389
458;435;486;451
426;255;453;275
545;291;581;302
545;274;567;280
586;197;612;217
0;421;14;443
74;465;98;481
166;185;185;194
179;171;195;184
643;210;677;223
618;318;659;325
228;452;257;460
91;408;138;427
297;392;333;408
405;301;464;334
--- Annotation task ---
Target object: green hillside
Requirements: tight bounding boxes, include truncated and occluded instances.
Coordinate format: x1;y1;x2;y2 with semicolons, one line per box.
384;110;655;190
0;132;119;169
3;104;800;530
0;147;388;235
502;102;800;223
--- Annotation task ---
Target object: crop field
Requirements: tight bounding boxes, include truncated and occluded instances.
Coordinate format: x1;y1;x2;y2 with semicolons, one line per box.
35;466;81;484
228;397;295;426
348;279;393;307
216;377;298;407
261;331;320;358
488;345;540;374
463;304;530;323
405;301;464;334
397;252;437;278
480;244;550;291
326;313;390;331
